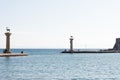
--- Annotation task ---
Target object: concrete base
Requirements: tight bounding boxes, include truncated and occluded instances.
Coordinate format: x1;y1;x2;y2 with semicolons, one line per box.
0;53;28;57
62;49;120;53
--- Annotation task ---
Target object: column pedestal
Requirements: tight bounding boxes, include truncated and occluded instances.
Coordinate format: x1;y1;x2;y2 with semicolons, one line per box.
70;36;74;52
4;32;11;53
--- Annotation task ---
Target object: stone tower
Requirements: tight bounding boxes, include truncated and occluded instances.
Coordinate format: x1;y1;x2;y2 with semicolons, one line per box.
4;28;11;53
113;38;120;50
70;36;74;52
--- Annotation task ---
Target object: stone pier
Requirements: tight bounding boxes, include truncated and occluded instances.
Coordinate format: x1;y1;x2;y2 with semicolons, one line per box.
62;36;120;53
0;28;28;57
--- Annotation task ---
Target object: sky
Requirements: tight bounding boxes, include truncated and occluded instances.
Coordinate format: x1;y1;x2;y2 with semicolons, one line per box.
0;0;120;49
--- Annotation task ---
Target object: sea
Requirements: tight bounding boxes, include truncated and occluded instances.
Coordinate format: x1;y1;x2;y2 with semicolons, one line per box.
0;49;120;80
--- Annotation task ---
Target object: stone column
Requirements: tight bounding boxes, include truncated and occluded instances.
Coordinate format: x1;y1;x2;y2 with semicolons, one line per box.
70;36;74;52
5;32;11;53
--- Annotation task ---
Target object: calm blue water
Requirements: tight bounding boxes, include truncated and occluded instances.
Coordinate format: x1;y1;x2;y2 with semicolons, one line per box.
0;49;120;80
